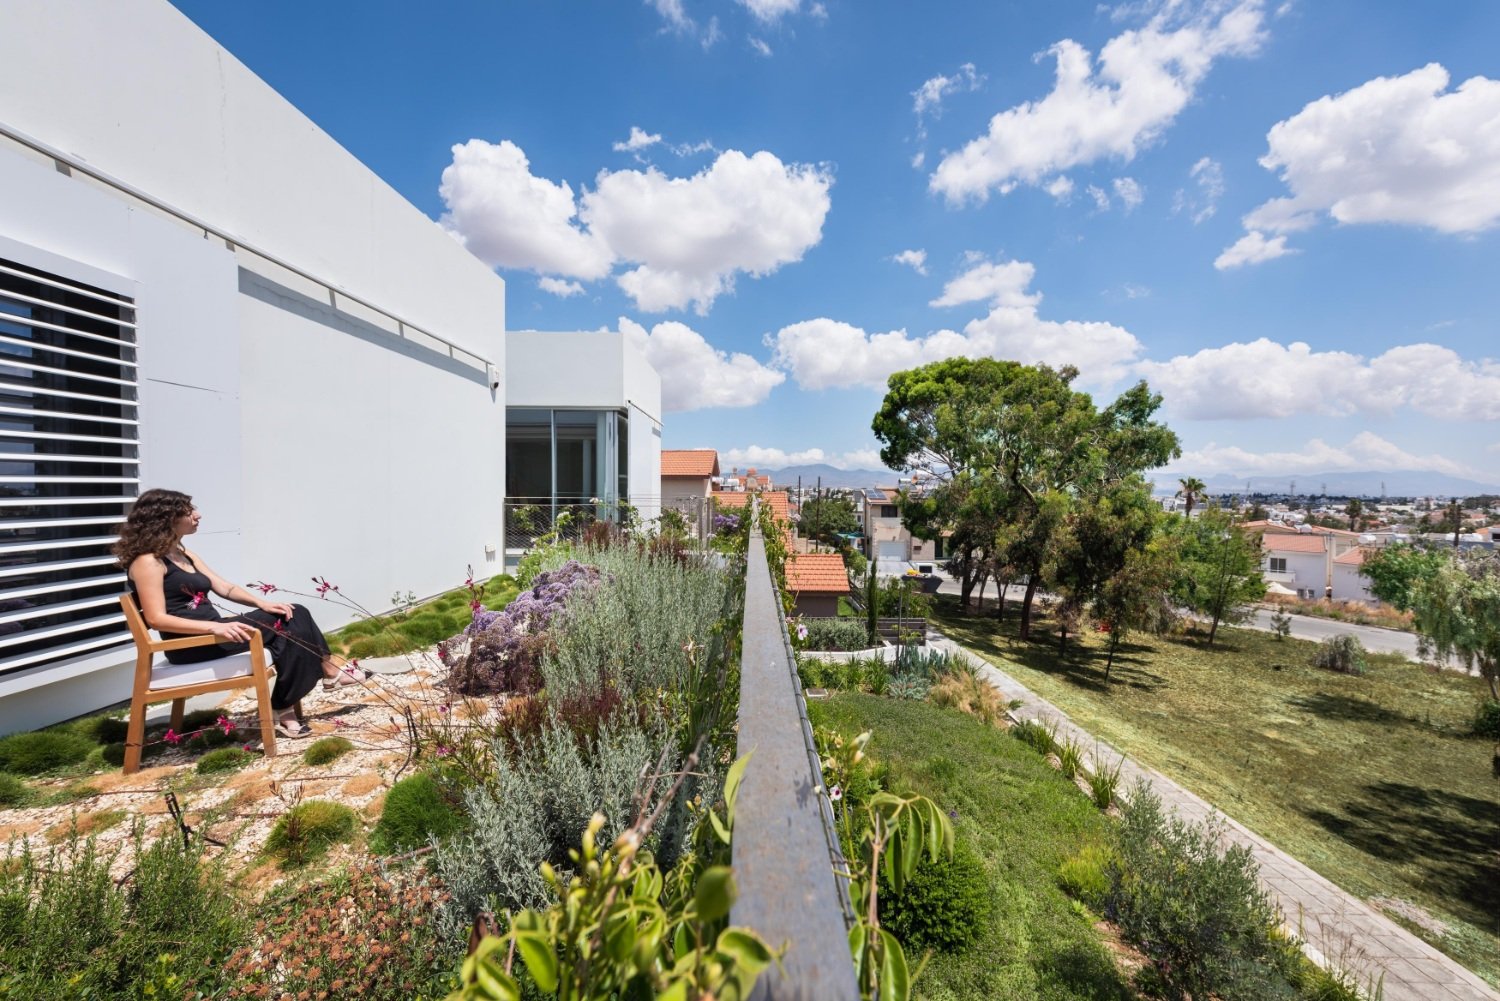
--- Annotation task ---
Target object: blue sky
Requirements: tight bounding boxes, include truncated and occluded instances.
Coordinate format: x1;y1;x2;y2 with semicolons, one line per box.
169;0;1500;486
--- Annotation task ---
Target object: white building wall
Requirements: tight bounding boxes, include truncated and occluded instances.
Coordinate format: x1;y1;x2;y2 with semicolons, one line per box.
1266;550;1329;598
0;0;506;733
1331;564;1377;604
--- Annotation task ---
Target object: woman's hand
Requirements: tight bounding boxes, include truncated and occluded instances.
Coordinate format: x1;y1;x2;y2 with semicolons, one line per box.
260;601;295;618
209;619;256;644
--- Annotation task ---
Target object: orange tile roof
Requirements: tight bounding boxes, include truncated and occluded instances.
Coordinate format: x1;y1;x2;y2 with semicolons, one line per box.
1334;546;1373;566
712;489;791;521
661;449;719;478
786;553;851;594
1262;534;1328;554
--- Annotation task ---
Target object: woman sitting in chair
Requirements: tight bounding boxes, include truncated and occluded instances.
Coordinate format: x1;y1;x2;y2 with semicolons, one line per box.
113;488;368;738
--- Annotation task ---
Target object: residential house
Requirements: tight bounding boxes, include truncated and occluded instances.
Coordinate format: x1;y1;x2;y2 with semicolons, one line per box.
861;488;945;567
504;330;663;560
1;0;517;731
785;552;850;617
660;449;719;527
712;490;793;543
1258;526;1361;600
1331;547;1379;604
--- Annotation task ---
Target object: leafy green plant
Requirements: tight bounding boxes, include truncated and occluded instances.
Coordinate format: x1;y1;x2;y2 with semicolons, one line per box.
929;664;1007;725
264;800;359;868
0;730;93;775
802;617;871;651
0;826;248;997
1011;718;1058;757
303;735;355;765
449;757;775;1001
0;772;31;807
1057;841;1114;905
892;645;959;680
1104;782;1297;1000
1312;634;1368;676
1057;735;1086;779
1472;700;1500;739
196;747;256;774
371;772;468;855
887;673;931;701
66;713;129;745
878;839;993;953
1271;607;1293;640
1088;754;1123;810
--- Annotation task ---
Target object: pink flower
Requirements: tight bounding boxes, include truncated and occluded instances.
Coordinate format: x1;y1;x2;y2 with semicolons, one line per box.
795;622;809;641
439;704;451;714
242;742;254;752
163;728;182;746
188;591;206;610
436;744;452;758
312;576;338;598
828;784;842;802
272;619;285;634
217;715;234;735
252;581;278;595
470;599;483;613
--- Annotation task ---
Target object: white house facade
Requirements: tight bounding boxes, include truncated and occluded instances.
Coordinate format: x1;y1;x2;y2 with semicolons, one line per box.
0;0;509;732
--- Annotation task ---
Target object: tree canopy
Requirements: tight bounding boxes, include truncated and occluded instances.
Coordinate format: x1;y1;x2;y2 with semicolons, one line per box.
872;358;1180;638
1169;508;1266;646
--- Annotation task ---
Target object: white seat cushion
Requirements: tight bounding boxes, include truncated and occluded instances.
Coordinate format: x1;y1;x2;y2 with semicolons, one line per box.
148;653;275;691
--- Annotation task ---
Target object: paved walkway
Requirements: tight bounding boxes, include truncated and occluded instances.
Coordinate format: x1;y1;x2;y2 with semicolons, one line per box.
928;633;1500;1001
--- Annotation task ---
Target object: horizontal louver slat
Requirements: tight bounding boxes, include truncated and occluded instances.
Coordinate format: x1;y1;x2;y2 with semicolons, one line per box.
1;254;137;677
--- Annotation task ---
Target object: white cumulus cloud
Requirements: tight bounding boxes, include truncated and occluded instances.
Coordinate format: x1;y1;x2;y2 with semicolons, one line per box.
538;277;585;297
1213;230;1294;269
619;317;785;411
736;0;803;23
441;141;832;314
1176;432;1478;479
438;139;613;280
1137;338;1500;420
768;258;1143;390
748;36;773;57
719;445;886;471
1086;185;1112;211
930;1;1265;203
1045;176;1075;201
913;63;984;121
891;249;928;275
1221;63;1500;266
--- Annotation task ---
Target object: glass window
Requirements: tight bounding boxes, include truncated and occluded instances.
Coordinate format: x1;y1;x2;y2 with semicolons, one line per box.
616;410;629;504
505;409;551;502
554;410;604;504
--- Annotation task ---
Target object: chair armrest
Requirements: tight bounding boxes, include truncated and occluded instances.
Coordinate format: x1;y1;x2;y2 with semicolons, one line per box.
150;634;223;653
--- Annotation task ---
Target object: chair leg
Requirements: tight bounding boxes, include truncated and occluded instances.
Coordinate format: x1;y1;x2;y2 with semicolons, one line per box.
169;699;185;733
253;673;277;761
124;698;147;776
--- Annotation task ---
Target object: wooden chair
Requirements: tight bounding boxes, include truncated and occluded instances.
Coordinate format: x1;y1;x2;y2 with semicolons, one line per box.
118;594;279;774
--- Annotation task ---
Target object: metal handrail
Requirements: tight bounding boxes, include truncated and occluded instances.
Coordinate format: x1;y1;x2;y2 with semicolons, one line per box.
0;121;493;374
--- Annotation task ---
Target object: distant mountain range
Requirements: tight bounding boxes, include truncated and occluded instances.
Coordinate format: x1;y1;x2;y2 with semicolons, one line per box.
744;463;898;490
1154;469;1500;498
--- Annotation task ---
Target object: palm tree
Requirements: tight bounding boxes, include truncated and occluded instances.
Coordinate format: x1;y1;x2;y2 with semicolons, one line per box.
1345;497;1363;531
1177;477;1206;519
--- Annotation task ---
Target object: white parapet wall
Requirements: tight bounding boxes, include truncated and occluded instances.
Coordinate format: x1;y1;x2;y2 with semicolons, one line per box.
0;0;508;732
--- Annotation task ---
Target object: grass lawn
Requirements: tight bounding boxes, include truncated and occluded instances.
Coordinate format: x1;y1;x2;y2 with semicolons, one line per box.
809;693;1137;1001
324;574;516;659
933;596;1500;988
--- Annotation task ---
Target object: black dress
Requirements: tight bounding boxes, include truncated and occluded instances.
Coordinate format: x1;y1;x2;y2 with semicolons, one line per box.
136;554;327;711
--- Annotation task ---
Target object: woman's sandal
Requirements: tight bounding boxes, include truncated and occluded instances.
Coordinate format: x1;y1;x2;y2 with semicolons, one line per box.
322;662;372;691
274;713;311;739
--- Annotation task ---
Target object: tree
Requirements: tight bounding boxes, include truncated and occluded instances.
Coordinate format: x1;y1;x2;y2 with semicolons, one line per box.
1345;497;1363;532
1401;548;1500;703
873;358;1180;640
1176;477;1206;519
1171;509;1266;646
1095;529;1180;681
1360;543;1447;612
799;495;859;548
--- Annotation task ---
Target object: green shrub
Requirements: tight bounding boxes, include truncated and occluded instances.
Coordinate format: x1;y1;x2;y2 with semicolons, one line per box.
0;827;248;997
1104;782;1297;1000
878;839;993;953
1058;841;1114;906
892;646;959;680
264;800;359;868
1473;700;1500;739
861;656;891;695
67;714;129;745
802;617;870;651
1089;756;1123;810
0;772;30;807
43;781;100;806
0;730;93;775
887;673;931;701
1311;634;1367;675
302;736;355;766
1011;718;1057;757
797;656;830;689
196;747;256;774
370;772;467;854
1057;736;1086;779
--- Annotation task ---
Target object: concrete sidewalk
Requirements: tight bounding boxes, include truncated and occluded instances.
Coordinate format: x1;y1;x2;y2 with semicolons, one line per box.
929;633;1500;1001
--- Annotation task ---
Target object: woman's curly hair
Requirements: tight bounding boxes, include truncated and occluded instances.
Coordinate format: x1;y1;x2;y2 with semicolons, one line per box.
112;488;194;568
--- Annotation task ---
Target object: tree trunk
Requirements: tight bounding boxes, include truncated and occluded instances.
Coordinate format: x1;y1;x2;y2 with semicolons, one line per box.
1208;612;1221;647
959;573;975;615
1020;578;1039;640
1059;620;1068;657
994;577;1008;622
1105;632;1119;682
